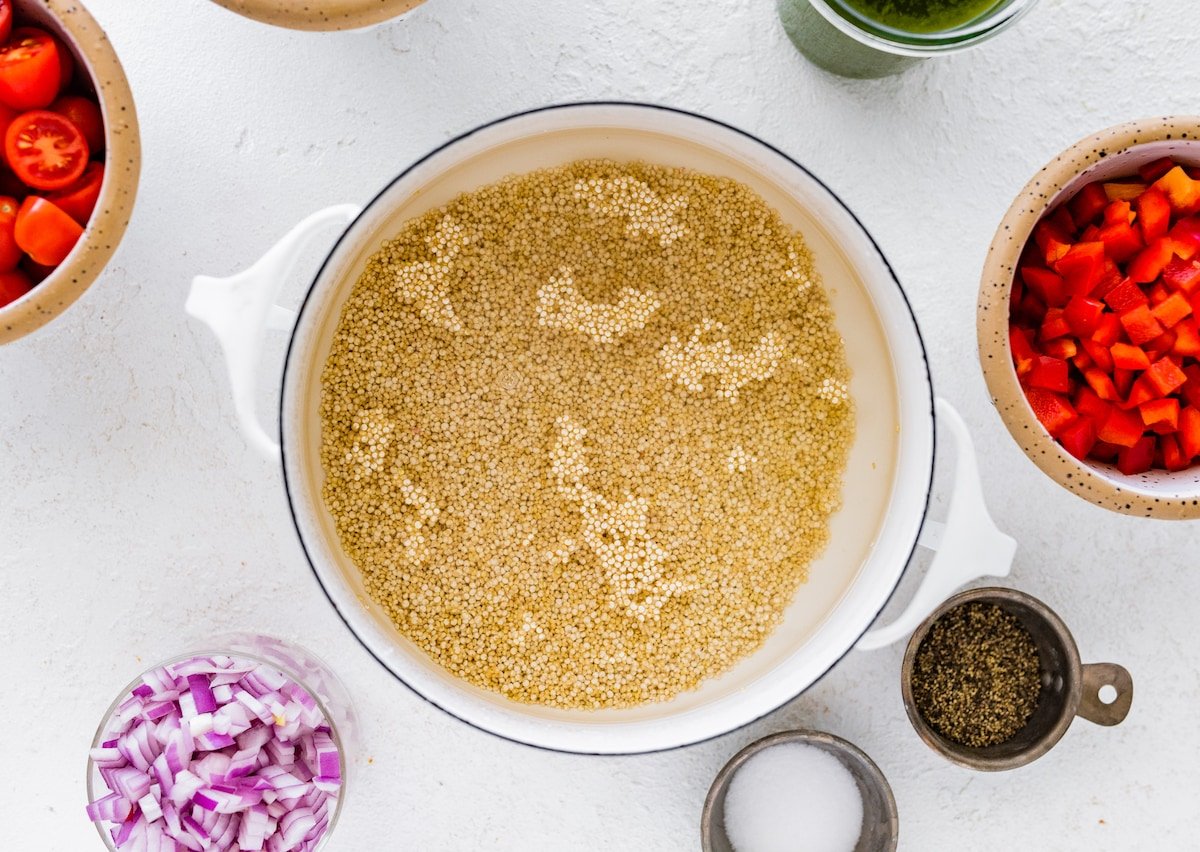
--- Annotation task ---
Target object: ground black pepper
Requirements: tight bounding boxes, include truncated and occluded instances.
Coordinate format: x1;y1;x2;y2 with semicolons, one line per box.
911;602;1042;748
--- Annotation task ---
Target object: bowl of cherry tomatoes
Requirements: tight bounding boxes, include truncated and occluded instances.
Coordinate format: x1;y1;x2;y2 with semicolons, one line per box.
0;0;139;344
979;116;1200;518
207;0;426;31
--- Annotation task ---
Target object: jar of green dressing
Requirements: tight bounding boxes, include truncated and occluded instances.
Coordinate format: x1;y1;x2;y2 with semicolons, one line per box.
778;0;1039;79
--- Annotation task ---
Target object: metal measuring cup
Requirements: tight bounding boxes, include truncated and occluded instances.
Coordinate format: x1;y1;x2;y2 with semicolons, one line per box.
901;587;1133;771
701;730;899;851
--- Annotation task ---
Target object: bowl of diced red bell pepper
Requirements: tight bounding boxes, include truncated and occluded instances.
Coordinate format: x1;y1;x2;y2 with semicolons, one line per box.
0;0;139;345
979;117;1200;518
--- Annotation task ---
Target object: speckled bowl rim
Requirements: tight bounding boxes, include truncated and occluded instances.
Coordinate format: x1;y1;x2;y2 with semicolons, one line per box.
978;116;1200;519
0;0;141;345
207;0;425;31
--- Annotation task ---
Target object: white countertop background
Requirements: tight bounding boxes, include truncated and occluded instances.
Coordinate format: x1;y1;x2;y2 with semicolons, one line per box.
2;0;1198;848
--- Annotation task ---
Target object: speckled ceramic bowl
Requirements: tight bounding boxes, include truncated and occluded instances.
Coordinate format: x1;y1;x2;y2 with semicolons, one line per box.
0;0;140;345
979;117;1200;518
208;0;425;30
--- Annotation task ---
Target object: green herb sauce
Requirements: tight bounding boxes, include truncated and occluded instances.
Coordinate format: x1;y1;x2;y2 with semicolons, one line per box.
837;0;1003;34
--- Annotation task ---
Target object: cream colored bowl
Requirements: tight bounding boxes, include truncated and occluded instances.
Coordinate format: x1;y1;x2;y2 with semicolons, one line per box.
0;0;140;345
208;0;425;30
978;117;1200;518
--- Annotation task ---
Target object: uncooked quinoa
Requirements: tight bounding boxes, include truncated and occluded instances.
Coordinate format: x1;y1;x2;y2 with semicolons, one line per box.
320;160;854;709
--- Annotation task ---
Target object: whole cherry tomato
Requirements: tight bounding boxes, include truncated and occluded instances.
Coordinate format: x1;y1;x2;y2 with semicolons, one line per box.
48;160;103;225
0;194;21;271
0;267;31;308
51;95;102;152
14;195;81;265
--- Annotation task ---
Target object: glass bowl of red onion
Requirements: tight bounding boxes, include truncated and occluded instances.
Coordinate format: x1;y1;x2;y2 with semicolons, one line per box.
85;634;357;851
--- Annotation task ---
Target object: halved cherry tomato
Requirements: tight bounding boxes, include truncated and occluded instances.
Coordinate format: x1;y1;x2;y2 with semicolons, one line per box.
0;3;11;46
14;196;81;265
0;267;30;307
0;28;61;111
48;33;73;90
51;94;102;152
0;194;20;271
5;109;87;190
48;160;102;225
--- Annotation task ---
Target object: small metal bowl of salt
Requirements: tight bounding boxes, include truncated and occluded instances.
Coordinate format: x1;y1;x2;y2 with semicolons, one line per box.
702;730;898;852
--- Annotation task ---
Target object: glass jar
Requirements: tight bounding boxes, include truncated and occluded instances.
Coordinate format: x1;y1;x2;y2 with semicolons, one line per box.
778;0;1040;79
86;634;358;851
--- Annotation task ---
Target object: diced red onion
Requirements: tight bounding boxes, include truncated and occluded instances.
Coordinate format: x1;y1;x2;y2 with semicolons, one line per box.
88;655;342;851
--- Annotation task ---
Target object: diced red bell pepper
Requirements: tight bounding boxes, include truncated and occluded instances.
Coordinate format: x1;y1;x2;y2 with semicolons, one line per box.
1071;182;1109;227
1098;406;1145;447
1120;304;1165;345
1079;338;1112;372
1139;397;1180;430
1104;182;1147;202
1026;388;1078;437
1110;341;1151;370
1102;277;1148;313
1113;367;1135;397
1028;356;1070;392
1128;237;1176;284
1082;367;1118;400
1016;290;1048;326
1160;434;1189;471
1172;318;1200;357
1179;406;1200;459
1094;259;1123;297
1144;356;1188;396
1162;257;1200;293
1151;291;1193;328
1064;295;1106;337
1097;221;1144;263
1073;385;1112;421
1153;166;1200;215
1055;241;1106;295
1117;435;1156;475
1170;217;1200;260
1123;375;1160;410
1035;210;1075;255
1020;266;1068;307
1139;157;1177;184
1040;307;1071;341
1102;199;1134;227
1089;312;1122;347
1058;416;1097;460
1043;337;1078;360
1145;331;1178;363
1090;440;1122;462
1149;282;1171;305
1009;326;1038;375
1081;225;1101;243
1135;186;1172;244
1180;364;1200;409
1073;351;1093;371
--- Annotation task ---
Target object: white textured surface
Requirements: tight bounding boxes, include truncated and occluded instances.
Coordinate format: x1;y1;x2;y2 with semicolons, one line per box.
1;0;1197;848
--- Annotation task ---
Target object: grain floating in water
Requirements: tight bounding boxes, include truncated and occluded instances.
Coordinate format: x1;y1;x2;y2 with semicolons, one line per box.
320;160;855;709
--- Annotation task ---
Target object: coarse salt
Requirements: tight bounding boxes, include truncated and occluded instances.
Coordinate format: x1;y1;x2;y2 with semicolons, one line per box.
723;742;864;852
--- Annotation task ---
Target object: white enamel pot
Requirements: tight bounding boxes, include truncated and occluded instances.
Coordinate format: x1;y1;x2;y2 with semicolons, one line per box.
187;103;1015;755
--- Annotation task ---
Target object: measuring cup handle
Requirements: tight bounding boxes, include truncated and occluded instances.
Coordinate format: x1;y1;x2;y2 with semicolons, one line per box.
856;398;1016;651
186;204;361;460
1077;662;1134;726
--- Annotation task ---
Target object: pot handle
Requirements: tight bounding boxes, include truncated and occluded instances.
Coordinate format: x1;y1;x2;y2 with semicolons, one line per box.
856;398;1016;650
186;204;362;460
